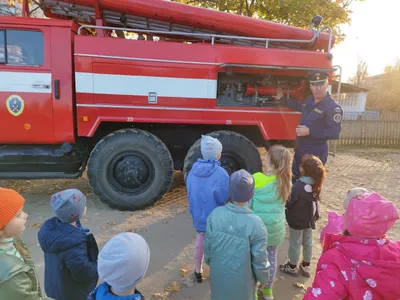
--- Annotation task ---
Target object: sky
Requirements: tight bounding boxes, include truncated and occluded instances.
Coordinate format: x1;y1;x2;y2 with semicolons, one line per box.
332;0;400;82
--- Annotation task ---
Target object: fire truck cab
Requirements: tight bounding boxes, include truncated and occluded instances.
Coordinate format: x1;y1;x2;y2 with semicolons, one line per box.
0;0;340;210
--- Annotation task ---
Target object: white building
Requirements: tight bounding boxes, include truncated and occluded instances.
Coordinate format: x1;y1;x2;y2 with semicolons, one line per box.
331;80;376;120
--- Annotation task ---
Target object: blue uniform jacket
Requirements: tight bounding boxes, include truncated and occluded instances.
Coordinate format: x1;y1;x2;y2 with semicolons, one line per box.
281;94;343;178
38;217;99;300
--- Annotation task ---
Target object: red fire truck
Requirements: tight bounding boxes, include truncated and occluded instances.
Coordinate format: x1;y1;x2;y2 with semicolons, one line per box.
0;0;341;210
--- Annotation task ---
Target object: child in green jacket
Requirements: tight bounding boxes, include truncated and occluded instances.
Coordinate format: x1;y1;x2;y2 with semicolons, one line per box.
0;188;50;300
251;145;292;300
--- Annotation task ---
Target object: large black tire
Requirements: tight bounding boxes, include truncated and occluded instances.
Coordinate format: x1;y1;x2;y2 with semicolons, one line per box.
87;129;174;210
183;130;262;181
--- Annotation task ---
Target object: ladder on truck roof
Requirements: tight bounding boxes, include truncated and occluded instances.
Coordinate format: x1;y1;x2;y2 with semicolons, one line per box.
36;0;333;52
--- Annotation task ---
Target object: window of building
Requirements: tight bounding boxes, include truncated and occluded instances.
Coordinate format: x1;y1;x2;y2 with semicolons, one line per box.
338;93;358;108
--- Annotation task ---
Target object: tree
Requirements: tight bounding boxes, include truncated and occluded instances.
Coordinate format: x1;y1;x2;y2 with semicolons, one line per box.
0;0;42;17
174;0;365;43
384;57;400;73
365;57;400;112
1;0;24;8
348;56;368;86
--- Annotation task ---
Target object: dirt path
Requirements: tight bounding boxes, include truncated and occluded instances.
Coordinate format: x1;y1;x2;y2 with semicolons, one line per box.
7;147;400;300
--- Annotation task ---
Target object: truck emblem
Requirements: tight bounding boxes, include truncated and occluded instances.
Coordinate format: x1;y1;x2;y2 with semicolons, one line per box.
6;95;24;117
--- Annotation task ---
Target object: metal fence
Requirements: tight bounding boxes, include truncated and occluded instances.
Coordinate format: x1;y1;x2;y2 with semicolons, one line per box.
343;111;380;121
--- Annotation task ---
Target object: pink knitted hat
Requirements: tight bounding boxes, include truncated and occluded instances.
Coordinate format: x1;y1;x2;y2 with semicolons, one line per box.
344;192;399;239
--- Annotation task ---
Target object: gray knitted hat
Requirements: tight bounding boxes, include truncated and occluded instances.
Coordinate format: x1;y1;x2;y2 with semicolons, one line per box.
98;232;150;293
201;135;223;160
51;189;86;223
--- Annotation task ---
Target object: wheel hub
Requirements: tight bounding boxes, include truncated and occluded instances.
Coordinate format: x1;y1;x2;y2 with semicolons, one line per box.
113;156;150;189
220;154;241;175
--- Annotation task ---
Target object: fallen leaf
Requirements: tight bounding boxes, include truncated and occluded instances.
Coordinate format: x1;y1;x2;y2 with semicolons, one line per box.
152;293;164;298
107;221;117;226
164;281;180;293
293;282;306;289
28;223;42;229
100;226;108;230
152;292;174;300
180;264;191;277
202;266;210;278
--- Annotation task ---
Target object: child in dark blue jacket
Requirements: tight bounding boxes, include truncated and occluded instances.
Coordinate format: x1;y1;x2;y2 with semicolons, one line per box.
186;135;229;283
38;189;99;300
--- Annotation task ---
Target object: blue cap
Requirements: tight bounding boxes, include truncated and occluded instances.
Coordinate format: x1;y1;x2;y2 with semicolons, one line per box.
308;71;329;85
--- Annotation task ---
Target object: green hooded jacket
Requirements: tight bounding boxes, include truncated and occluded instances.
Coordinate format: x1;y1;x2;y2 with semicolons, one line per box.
251;172;287;247
0;235;51;300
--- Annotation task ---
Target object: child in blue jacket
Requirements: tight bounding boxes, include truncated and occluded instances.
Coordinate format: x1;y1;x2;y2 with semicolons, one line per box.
88;232;149;300
38;189;99;300
186;135;229;283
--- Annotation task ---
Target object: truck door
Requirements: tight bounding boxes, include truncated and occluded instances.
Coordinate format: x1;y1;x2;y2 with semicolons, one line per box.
0;27;54;144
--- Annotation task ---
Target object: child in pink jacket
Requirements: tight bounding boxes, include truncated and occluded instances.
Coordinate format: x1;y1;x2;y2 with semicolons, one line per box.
304;191;400;299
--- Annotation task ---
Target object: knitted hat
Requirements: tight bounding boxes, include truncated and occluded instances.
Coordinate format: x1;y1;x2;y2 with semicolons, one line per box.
344;192;399;239
201;135;223;160
51;189;87;223
98;232;150;293
343;187;370;209
0;188;25;229
229;169;255;203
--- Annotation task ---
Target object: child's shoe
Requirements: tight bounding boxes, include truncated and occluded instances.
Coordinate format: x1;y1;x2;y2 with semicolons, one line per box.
300;262;311;277
194;271;203;283
261;287;274;300
279;260;299;277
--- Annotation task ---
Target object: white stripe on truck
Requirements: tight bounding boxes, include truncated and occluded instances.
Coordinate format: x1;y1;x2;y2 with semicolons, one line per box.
75;72;218;99
0;71;52;93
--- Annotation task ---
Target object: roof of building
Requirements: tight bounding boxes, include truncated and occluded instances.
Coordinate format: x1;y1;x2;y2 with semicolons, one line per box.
332;80;369;93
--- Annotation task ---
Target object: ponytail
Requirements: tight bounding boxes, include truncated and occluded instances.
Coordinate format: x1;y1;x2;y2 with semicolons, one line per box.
267;145;292;202
300;155;326;201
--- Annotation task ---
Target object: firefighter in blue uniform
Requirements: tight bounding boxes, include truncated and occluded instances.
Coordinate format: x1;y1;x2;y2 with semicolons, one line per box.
277;71;343;182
